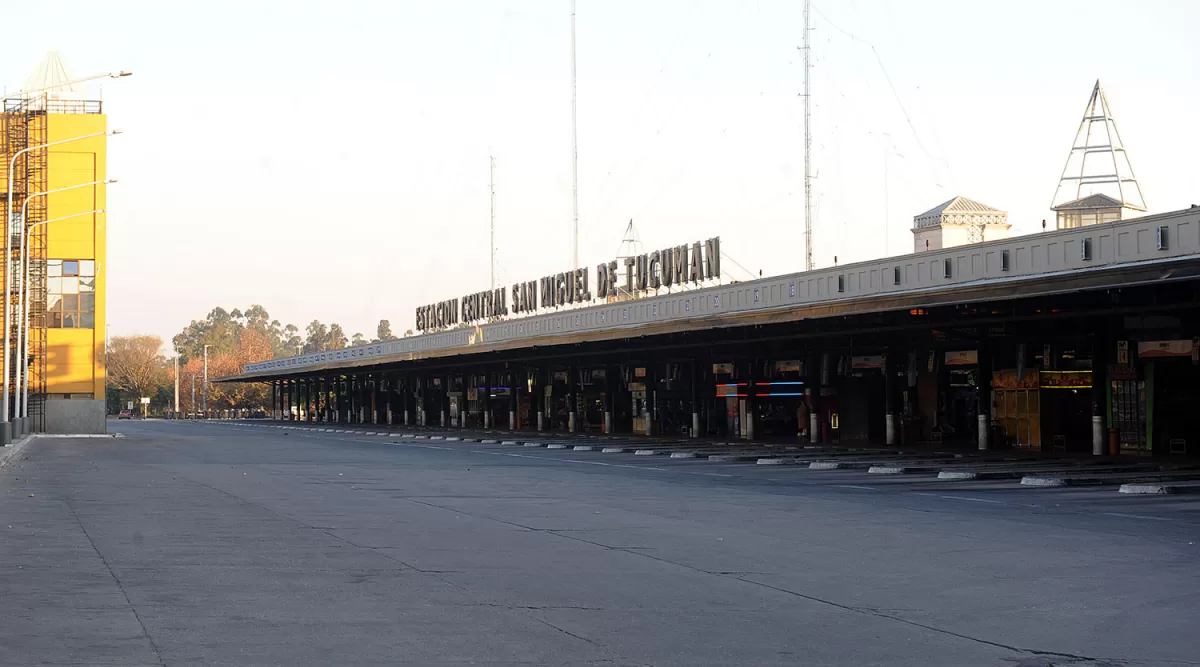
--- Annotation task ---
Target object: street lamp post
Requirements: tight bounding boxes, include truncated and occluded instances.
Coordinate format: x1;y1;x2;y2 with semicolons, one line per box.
0;71;132;106
202;345;209;418
2;129;121;442
12;181;114;433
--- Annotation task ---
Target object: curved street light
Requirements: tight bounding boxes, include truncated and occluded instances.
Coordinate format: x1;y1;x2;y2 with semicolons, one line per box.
1;71;133;105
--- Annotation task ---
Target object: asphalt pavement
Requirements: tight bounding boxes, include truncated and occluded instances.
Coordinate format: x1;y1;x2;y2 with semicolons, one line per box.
1;419;1198;666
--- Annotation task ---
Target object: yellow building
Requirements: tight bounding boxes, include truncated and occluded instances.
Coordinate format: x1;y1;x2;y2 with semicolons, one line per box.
2;51;108;436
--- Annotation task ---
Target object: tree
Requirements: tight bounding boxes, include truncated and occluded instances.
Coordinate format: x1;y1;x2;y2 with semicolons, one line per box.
107;335;167;402
351;332;366;346
304;320;329;353
328;323;347;350
375;319;397;342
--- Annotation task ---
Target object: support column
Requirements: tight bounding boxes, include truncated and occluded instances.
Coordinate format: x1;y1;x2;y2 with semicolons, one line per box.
690;359;700;438
885;351;898;445
1092;331;1108;456
604;364;614;434
371;375;379;424
744;360;755;440
977;340;992;451
536;368;546;431
403;377;411;426
385;375;394;425
483;368;492;429
441;375;448;427
568;365;578;433
810;354;823;444
509;365;518;431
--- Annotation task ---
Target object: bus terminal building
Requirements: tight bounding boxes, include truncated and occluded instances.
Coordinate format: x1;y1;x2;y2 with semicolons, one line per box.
222;206;1200;458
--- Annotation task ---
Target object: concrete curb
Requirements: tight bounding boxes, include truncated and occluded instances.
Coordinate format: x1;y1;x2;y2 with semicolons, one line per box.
0;434;36;469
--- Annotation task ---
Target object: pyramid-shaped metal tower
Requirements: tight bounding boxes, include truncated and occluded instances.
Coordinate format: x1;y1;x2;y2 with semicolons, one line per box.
22;50;82;93
1050;80;1146;211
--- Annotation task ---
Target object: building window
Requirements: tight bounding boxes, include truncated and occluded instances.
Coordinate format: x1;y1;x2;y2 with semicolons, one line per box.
48;259;96;328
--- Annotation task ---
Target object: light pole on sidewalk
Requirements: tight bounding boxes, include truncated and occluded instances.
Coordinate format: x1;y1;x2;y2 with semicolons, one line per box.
202;345;209;418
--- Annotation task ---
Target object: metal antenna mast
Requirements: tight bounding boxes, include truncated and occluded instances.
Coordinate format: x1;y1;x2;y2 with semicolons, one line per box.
570;0;580;269
802;0;813;271
490;155;496;289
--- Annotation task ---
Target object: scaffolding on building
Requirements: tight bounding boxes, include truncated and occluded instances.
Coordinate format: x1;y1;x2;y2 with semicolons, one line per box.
3;96;51;430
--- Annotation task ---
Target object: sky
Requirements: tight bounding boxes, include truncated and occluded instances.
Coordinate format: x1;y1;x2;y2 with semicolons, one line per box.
3;0;1198;348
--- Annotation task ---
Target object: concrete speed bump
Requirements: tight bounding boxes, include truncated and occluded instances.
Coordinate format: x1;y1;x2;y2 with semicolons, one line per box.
500;440;519;445
523;442;544;447
634;449;658;456
670;452;696;459
869;465;940;475
547;444;567;449
480;439;499;444
573;445;594;451
756;458;787;465
1021;467;1200;488
601;447;627;453
413;435;429;440
809;460;871;470
1119;481;1200;495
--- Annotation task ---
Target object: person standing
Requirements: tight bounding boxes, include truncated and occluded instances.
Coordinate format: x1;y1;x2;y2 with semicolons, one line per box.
796;400;810;439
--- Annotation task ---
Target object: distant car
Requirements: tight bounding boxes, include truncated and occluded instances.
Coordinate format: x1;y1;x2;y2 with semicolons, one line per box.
118;410;133;420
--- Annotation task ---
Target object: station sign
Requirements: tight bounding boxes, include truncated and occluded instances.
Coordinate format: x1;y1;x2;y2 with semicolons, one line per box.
415;236;721;332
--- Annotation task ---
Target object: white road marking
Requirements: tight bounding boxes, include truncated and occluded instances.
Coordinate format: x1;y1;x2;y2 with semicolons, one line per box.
1104;512;1173;522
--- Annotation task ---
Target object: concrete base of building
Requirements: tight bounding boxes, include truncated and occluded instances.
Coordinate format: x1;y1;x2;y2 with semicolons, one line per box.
692;412;700;438
568;412;577;432
537;412;544;431
1092;415;1104;456
509;411;516;431
0;421;11;445
810;413;820;444
885;413;897;445
604;411;613;434
45;399;106;435
977;413;989;451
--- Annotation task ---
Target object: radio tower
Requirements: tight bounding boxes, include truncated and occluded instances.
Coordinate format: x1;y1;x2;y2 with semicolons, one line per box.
489;155;496;290
570;0;580;269
802;0;813;271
